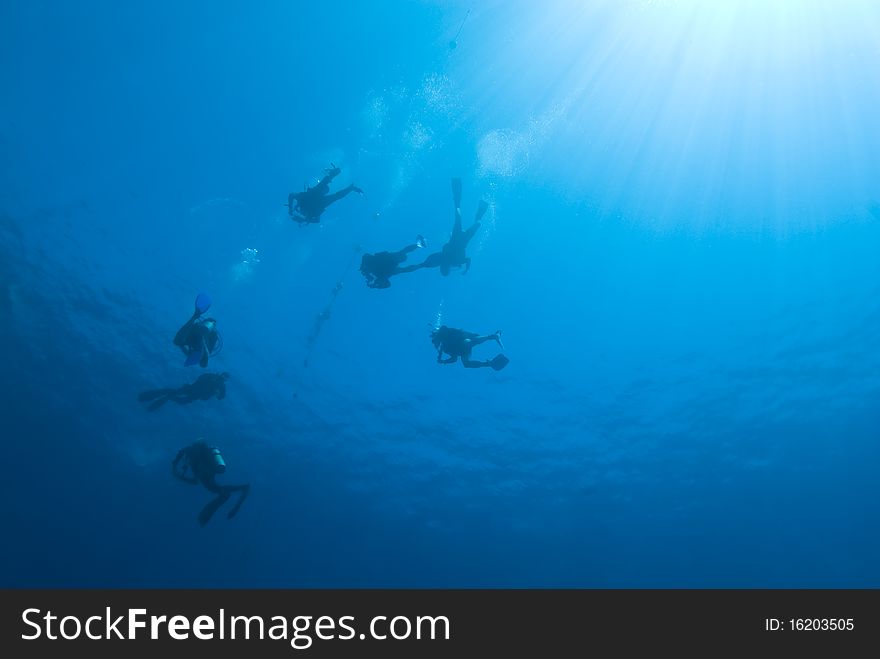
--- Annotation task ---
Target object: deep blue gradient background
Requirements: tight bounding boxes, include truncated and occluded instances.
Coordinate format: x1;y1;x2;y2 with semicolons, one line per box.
1;0;879;587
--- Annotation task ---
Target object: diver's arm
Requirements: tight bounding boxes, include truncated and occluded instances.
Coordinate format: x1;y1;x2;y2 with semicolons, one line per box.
177;464;199;485
171;451;198;483
462;256;471;274
320;163;341;185
438;352;457;364
287;193;304;216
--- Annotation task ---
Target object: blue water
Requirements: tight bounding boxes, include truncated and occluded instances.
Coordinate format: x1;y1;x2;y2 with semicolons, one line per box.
2;0;879;587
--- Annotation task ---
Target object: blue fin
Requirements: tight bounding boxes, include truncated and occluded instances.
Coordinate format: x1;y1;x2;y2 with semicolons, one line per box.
195;292;212;316
184;350;203;367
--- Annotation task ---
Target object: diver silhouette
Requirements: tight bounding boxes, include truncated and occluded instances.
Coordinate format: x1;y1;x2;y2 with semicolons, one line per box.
172;439;250;527
415;178;487;276
138;372;229;411
430;325;509;370
286;164;363;224
360;235;427;288
173;293;223;368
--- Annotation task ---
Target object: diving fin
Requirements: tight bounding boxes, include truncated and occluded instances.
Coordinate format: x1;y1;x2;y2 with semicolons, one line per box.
184;349;203;367
490;354;510;371
475;199;489;223
198;492;230;527
195;292;212;316
451;177;463;208
227;484;251;519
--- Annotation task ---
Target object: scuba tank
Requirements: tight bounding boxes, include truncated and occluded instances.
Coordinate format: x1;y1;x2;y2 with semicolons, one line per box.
208;446;226;474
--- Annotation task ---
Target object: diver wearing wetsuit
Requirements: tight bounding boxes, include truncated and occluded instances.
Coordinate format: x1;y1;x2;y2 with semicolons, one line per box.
172;440;250;527
416;178;487;276
360;236;427;288
286;164;363;224
173;307;222;368
430;325;509;370
139;372;229;411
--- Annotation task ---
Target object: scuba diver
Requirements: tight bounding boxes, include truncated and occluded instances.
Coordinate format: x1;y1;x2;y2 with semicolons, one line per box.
430;325;509;370
172;439;250;527
416;177;487;276
286;163;363;224
173;293;223;368
360;235;427;289
138;372;229;412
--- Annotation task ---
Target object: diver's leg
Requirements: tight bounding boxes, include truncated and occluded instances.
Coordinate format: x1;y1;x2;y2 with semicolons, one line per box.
404;251;442;272
167;385;193;405
138;388;174;402
323;184;363;207
139;388;174;411
462;358;491;369
452;208;463;234
225;484;251;519
396;263;424;274
389;244;420;268
311;169;338;196
319;165;341;187
463;221;481;243
147;396;171;412
467;333;501;348
197;491;230;526
451;177;462;208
